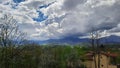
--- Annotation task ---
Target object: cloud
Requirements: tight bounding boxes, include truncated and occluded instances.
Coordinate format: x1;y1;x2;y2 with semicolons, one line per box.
37;0;120;40
0;0;120;40
0;0;11;4
62;0;87;10
19;0;56;9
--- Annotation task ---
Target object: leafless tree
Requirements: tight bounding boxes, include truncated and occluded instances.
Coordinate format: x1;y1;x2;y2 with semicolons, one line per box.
0;14;26;47
90;30;101;68
90;31;97;68
0;14;26;68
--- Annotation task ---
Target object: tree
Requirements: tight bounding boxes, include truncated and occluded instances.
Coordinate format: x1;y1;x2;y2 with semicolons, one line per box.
90;30;101;68
0;14;26;47
0;14;26;68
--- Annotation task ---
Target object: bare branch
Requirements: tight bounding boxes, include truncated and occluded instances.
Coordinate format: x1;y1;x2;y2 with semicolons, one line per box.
0;14;27;47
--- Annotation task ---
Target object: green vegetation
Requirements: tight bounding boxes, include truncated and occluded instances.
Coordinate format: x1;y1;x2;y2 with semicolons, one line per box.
0;44;89;68
0;44;119;68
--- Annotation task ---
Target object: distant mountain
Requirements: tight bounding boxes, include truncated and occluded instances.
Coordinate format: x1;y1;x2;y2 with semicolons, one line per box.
33;35;120;45
43;37;89;45
100;35;120;44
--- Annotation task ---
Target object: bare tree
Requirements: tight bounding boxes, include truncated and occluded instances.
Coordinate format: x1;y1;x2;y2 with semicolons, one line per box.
90;30;101;68
90;31;97;68
0;14;26;47
0;14;26;68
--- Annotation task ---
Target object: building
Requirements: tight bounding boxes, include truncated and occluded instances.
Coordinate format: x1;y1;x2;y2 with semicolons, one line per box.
84;51;117;68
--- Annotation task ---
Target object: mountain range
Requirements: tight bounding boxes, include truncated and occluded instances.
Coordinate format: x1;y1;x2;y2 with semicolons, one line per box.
32;35;120;45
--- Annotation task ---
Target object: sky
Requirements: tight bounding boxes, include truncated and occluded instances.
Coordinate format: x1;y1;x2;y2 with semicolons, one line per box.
0;0;120;40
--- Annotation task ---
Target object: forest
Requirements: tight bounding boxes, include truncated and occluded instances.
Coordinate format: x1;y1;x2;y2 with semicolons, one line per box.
0;44;120;68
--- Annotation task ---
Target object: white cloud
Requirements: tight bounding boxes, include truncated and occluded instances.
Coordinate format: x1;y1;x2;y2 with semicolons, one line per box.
0;0;11;4
0;0;120;40
19;0;56;9
36;0;120;40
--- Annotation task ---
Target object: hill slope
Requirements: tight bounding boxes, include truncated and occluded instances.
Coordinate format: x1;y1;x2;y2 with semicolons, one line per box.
34;35;120;45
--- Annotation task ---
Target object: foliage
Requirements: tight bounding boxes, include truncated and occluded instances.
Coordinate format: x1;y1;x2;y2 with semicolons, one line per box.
0;44;89;68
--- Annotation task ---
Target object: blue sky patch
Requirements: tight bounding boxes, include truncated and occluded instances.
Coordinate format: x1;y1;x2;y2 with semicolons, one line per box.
13;0;25;3
39;5;48;9
33;11;48;22
39;1;55;8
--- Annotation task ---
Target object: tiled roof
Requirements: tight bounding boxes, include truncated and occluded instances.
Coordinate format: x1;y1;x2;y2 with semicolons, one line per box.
85;51;117;57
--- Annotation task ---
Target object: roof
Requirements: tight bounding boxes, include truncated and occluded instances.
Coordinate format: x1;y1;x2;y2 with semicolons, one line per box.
85;51;117;58
102;52;117;57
